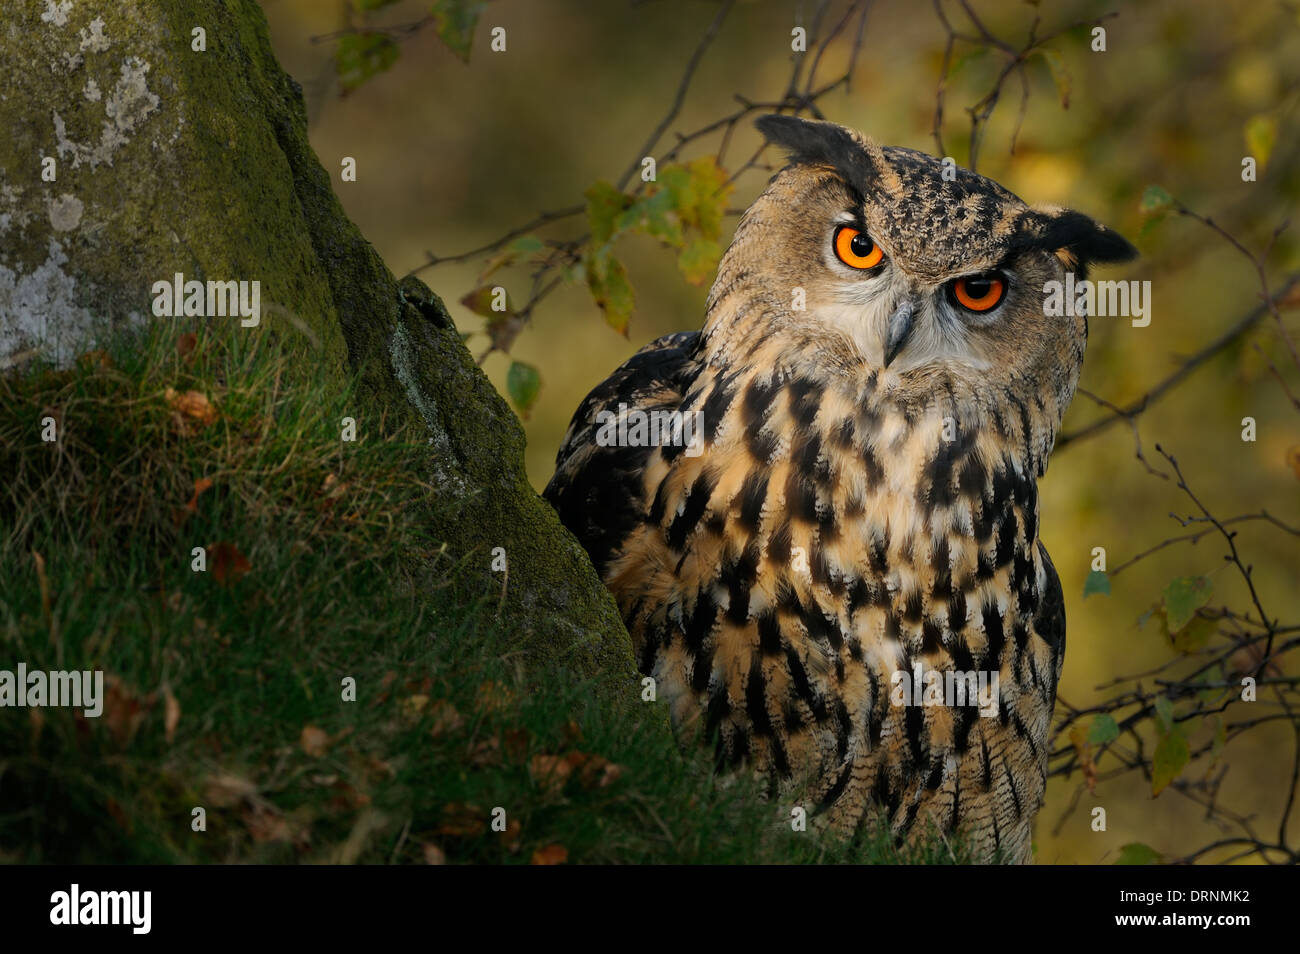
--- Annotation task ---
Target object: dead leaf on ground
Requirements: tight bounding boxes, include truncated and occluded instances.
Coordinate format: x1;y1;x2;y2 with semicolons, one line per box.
474;681;513;714
466;735;501;767
530;751;624;795
400;694;430;720
437;802;486;838
503;817;523;853
423;843;447;865
101;676;154;747
176;333;198;360
531;843;568;865
209;541;251;585
300;725;331;757
77;349;112;370
205;773;258;808
429;700;464;738
242;802;303;846
164;387;218;431
529;753;575;796
185;477;214;512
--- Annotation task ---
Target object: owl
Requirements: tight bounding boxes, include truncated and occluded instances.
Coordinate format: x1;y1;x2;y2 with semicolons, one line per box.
545;115;1136;863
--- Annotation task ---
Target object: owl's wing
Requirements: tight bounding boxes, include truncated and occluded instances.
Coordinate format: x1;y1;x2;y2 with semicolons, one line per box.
544;330;702;575
1034;540;1067;701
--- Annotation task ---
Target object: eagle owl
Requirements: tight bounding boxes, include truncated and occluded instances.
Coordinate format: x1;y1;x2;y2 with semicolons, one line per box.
545;115;1136;863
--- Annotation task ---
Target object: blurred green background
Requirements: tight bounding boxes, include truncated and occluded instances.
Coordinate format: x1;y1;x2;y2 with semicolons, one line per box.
260;0;1299;863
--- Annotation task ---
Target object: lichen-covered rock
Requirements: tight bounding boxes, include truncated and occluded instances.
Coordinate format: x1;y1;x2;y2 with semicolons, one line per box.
0;0;637;700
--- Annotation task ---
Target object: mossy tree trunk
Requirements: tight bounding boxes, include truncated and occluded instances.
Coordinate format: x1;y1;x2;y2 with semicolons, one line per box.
0;0;636;700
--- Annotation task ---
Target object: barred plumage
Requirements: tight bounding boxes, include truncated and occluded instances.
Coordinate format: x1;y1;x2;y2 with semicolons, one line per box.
546;116;1135;862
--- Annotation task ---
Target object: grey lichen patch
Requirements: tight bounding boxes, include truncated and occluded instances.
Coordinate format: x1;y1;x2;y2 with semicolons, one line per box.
79;17;111;54
0;238;101;365
389;320;468;496
48;193;83;231
40;0;72;28
54;56;160;169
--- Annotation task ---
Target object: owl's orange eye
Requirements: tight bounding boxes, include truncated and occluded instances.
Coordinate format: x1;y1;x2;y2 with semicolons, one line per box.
833;226;884;269
949;272;1006;312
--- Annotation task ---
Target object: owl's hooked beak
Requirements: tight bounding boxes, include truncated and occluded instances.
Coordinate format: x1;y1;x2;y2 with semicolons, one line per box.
883;300;916;368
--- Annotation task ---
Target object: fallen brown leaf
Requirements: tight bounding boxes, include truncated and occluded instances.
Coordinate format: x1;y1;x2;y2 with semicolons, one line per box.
164;387;217;430
529;753;575;796
474;681;513;714
466;735;501;767
77;349;112;370
423;843;447;865
204;773;258;809
176;333;197;360
531;843;568;865
209;541;251;585
400;694;430;720
429;700;463;738
242;803;293;844
300;725;331;757
101;676;153;747
437;802;486;838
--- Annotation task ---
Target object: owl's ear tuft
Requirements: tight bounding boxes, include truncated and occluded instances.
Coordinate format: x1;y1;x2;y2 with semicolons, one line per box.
755;114;874;187
1015;207;1138;269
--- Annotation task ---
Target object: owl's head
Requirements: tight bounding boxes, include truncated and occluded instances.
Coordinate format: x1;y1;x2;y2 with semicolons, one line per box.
704;115;1136;422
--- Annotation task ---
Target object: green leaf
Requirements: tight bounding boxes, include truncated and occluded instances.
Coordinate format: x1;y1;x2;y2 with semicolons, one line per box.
1087;713;1120;745
584;181;633;247
1114;842;1161;865
357;0;403;9
1139;184;1174;216
678;238;722;287
505;361;541;416
1034;48;1071;109
430;0;486;62
1154;695;1174;733
336;33;400;93
1244;114;1277;171
1082;569;1110;598
586;253;634;335
629;188;684;248
1166;614;1216;654
459;285;515;319
1152;729;1190;796
1162;575;1213;633
682;157;732;239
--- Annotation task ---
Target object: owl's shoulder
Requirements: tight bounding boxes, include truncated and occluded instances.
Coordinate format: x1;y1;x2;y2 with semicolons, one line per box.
544;330;702;573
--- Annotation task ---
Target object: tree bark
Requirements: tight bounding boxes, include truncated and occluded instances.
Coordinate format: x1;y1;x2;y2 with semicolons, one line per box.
0;0;636;701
